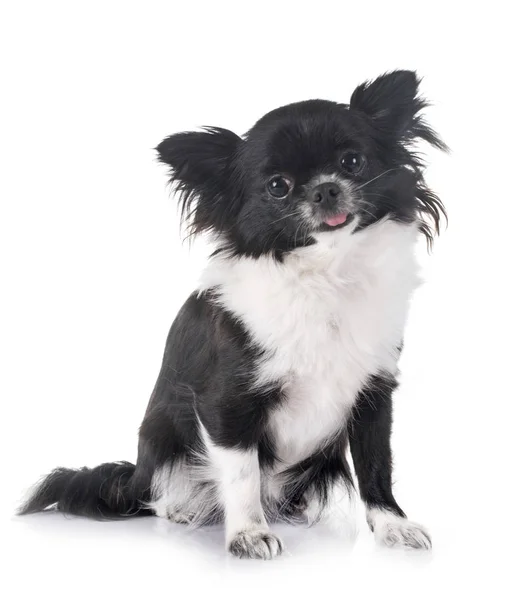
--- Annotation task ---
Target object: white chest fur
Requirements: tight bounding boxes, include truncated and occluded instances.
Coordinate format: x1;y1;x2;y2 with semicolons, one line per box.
200;219;421;467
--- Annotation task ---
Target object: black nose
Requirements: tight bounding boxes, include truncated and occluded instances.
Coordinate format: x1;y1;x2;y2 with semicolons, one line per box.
313;182;341;204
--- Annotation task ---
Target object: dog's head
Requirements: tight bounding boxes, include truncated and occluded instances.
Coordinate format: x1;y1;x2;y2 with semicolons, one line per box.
157;70;447;257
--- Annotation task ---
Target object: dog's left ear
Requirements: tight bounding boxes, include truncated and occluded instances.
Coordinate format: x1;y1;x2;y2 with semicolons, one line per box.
350;70;447;150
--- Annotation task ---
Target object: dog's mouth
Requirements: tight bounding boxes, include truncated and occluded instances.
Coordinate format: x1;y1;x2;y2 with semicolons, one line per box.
324;213;347;227
320;212;354;231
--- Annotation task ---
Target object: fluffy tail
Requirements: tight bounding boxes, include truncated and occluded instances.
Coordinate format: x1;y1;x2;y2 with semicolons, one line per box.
18;461;152;519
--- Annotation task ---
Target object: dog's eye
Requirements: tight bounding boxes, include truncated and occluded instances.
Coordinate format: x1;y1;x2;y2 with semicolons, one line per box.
340;152;365;174
267;175;292;199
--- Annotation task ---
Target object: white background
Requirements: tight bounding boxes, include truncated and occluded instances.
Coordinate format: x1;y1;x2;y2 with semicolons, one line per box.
1;1;519;598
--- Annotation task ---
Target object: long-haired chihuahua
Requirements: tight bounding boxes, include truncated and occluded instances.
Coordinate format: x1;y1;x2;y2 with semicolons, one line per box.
20;70;447;559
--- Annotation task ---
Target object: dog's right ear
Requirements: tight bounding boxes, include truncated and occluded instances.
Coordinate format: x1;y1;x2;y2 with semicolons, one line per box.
156;127;242;235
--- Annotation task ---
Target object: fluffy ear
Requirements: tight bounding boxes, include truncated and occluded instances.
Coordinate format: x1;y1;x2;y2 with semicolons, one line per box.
156;126;242;235
350;70;447;150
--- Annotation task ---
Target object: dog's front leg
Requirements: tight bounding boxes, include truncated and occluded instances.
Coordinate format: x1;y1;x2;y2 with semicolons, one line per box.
201;428;283;559
349;373;432;550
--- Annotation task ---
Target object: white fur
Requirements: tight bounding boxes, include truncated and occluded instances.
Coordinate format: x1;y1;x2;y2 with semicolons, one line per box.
200;424;284;558
367;507;432;550
151;219;421;553
149;424;284;557
200;218;420;473
147;458;218;526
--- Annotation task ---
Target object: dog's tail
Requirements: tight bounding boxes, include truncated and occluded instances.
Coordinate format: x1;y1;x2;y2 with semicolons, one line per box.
17;461;153;519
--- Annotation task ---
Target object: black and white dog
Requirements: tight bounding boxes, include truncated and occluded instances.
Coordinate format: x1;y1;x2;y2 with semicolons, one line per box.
20;70;446;559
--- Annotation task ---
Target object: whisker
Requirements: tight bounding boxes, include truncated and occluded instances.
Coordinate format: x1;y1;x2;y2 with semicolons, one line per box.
358;205;378;221
269;211;300;226
266;225;288;254
293;219;307;249
361;192;393;201
357;169;397;189
260;211;302;255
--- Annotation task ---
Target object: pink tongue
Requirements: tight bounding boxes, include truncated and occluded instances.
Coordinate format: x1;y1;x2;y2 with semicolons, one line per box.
324;213;347;227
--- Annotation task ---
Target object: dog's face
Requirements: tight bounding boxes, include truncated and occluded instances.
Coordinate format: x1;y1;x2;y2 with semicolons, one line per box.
157;71;446;257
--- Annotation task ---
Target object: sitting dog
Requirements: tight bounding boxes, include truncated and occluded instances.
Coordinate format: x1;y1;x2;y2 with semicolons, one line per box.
20;70;446;559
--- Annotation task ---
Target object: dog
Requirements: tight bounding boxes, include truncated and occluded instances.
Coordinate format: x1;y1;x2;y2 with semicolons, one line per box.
19;70;446;559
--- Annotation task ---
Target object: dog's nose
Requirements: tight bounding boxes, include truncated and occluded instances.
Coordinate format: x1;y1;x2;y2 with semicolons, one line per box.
312;182;341;204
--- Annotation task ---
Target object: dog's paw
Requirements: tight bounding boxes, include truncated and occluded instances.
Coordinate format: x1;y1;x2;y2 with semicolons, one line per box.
166;511;195;525
368;508;432;550
380;520;431;550
228;529;284;559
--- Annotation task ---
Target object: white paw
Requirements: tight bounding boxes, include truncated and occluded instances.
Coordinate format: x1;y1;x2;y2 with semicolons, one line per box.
368;508;432;550
228;529;284;559
166;511;194;524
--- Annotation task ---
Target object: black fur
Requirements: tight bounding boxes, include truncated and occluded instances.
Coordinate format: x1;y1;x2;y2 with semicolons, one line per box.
19;462;152;519
156;70;446;257
276;427;353;522
19;72;443;548
349;374;406;518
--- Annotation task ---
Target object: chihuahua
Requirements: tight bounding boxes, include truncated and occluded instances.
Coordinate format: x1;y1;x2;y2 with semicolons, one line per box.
20;70;446;559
